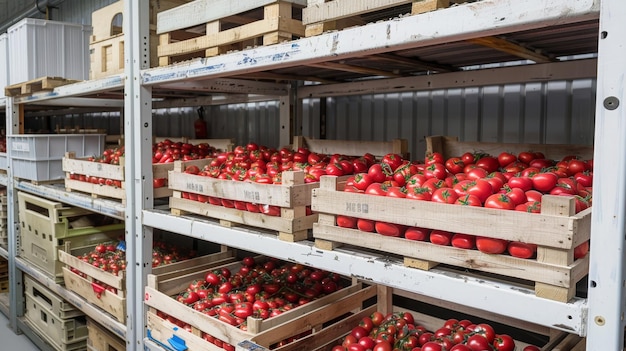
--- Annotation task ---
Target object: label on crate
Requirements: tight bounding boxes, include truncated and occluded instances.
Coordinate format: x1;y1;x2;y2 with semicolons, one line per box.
346;202;369;214
185;182;204;193
11;142;30;152
243;190;260;202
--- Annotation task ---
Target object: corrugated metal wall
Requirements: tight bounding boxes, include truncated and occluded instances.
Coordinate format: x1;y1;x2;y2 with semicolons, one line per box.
301;79;596;160
52;0;117;25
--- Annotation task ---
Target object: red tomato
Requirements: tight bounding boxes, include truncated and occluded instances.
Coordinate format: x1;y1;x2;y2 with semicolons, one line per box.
566;159;589;176
357;336;375;350
424;163;448;180
406;187;432;201
353;173;373;191
445;157;466;174
532;172;559;192
465;167;488;180
336;215;357;229
350;326;369;340
515;201;541;213
368;164;388;183
386;186;407;198
574;171;593;187
525;190;543;203
429;230;453;246
357;218;375;232
461;152;476;165
467;179;494;203
493;334;515;351
476;237;509;254
365;183;389;196
523;346;541;351
421;341;443;351
451;233;476;249
518;151;537;164
466;334;492;351
529;158;555;169
153;178;166;188
382;153;404;172
425;152;445;166
450;345;472;351
507;242;537;259
574;241;590;259
404;227;430;241
431;187;459;204
497;152;517;167
475;156;500;173
455;194;482;207
484;193;515;210
507;176;533;192
372;340;393;351
502;186;527;206
473;323;496;343
375;222;405;237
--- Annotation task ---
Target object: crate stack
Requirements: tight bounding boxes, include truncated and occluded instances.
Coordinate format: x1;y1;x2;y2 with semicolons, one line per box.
17;191;125;284
0;188;6;249
23;274;88;351
0;257;7;294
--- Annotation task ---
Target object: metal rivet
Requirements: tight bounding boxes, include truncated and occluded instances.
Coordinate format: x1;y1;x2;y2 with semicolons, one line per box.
595;316;606;326
144;122;149;127
604;96;619;110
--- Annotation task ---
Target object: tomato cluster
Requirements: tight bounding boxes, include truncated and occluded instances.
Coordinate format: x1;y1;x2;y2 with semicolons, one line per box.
332;312;541;351
0;136;6;153
179;142;375;216
70;240;197;297
157;256;345;350
337;150;592;259
68;139;220;189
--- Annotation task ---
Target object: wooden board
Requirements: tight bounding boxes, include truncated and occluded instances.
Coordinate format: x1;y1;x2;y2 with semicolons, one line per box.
87;318;125;351
311;175;591;302
4;76;81;97
303;0;451;37
157;0;306;66
426;135;594;160
292;136;408;159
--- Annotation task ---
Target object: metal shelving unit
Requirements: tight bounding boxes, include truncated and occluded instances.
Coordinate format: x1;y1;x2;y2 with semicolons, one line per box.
4;0;626;349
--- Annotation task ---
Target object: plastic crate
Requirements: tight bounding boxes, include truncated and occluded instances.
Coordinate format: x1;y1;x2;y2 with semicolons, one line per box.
0;33;8;90
24;291;88;351
7;18;91;85
23;274;83;319
18;191;124;281
8;134;105;181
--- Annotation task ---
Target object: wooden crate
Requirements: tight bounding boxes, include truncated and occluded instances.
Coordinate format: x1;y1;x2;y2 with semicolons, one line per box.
17;191;125;282
145;259;375;350
89;0;191;79
292;136;409;159
60;245;236;324
303;0;454;37
62;152;181;203
86;318;126;351
156;0;307;66
168;159;322;242
426;135;594;160
312;175;591;302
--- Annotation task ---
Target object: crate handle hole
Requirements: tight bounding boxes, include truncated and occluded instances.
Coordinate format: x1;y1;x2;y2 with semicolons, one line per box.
40;310;47;323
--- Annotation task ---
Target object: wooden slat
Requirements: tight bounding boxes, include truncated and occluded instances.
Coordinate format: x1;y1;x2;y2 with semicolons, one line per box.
467;36;555;63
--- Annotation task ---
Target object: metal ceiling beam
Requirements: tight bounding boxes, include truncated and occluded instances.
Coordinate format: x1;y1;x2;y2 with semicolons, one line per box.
297;58;597;98
0;0;66;33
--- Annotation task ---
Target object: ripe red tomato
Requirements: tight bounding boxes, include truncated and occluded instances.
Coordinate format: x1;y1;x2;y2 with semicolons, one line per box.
532;172;558;192
466;334;492;350
493;334;515;351
431;188;459;204
497;152;517;167
366;183;389;196
350;326;369;340
451;233;476;249
425;152;445;166
517;151;537;164
421;341;443;351
425;163;448;180
353;173;373;191
476;237;509;254
465;167;488;180
523;346;541;351
484;193;515;210
429;230;453;246
357;218;375;232
467;179;494;203
445;157;466;174
404;227;430;241
382;153;404;172
372;340;393;351
507;241;537;259
375;222;405;237
336;215;357;229
574;241;590;259
475;156;499;173
406;187;432;201
455;194;482;207
507;176;533;192
450;345;472;351
515;201;541;213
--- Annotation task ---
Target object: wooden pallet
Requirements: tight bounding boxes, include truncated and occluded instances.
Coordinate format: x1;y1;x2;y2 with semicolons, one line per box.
145;259;369;350
312;175;591;302
60;245;235;324
303;0;454;37
156;0;307;66
4;76;81;97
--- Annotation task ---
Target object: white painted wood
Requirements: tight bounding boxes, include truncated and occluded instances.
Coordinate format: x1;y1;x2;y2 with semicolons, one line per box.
303;0;413;24
157;0;308;34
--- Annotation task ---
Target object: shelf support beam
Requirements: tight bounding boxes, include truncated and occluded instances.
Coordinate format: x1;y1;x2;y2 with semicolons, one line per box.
124;0;153;350
586;0;626;348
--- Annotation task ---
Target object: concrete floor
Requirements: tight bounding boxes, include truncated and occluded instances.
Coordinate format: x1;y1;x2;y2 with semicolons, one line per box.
0;312;41;351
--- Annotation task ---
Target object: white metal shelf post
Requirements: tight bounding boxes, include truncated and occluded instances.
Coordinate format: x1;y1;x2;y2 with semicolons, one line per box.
124;0;153;350
5;97;23;333
587;0;626;348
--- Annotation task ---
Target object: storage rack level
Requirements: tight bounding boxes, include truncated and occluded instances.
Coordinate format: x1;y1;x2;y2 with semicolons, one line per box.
4;0;621;349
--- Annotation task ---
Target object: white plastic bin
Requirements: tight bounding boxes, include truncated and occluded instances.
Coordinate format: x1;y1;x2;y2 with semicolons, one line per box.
8;134;105;181
0;33;8;90
7;18;91;85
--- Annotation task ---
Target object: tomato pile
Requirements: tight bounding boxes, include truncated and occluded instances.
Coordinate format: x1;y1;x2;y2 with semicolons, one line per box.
179;142;375;216
70;240;197;296
156;256;346;350
336;150;592;259
332;311;541;351
67;139;220;189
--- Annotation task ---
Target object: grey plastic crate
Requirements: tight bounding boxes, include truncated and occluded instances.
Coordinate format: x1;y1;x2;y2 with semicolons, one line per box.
8;134;105;181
